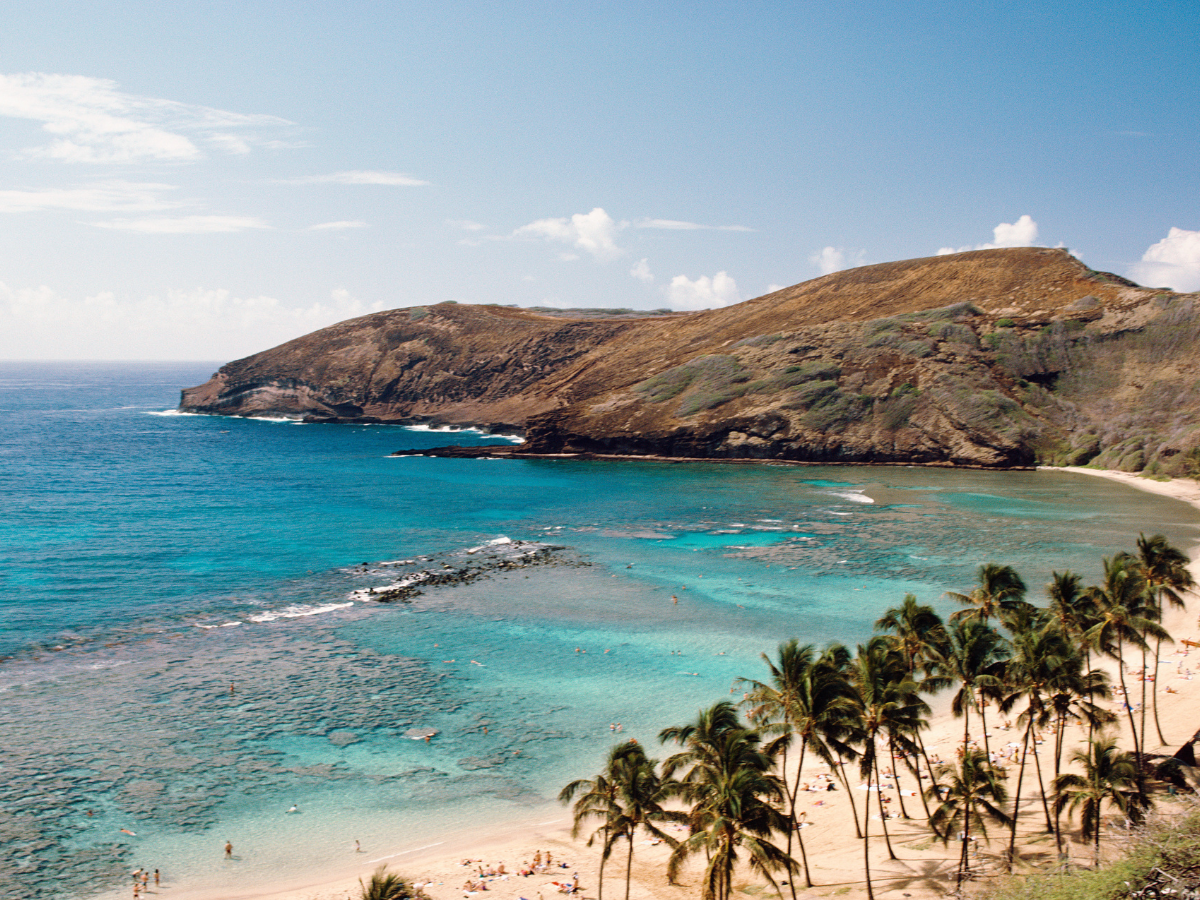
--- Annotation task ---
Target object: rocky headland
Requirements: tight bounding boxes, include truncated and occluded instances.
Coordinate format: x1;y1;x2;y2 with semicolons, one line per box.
180;247;1200;473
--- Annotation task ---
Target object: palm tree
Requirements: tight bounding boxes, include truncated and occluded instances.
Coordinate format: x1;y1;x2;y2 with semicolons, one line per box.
560;741;640;900
1042;642;1113;854
999;615;1069;867
606;742;682;900
1052;735;1141;866
739;639;857;890
948;563;1030;625
875;595;950;818
936;619;1009;758
660;701;795;900
1124;534;1194;746
359;867;423;900
926;750;1010;892
848;636;924;900
1084;556;1166;779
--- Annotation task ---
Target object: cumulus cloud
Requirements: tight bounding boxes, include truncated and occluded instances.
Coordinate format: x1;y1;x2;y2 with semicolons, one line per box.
937;215;1040;255
0;281;384;360
0;71;291;164
0;181;183;213
309;220;367;231
665;271;741;310
514;207;624;261
811;246;866;276
284;170;430;186
630;258;654;283
1129;227;1200;292
634;218;753;232
91;215;270;234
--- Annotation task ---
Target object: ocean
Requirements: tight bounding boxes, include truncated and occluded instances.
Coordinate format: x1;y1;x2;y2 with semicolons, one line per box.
2;360;1196;900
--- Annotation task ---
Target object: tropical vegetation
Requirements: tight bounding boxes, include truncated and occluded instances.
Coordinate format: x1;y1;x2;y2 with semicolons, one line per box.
558;534;1195;899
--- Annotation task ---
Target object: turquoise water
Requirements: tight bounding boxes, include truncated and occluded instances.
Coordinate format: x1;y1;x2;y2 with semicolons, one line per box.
2;361;1196;900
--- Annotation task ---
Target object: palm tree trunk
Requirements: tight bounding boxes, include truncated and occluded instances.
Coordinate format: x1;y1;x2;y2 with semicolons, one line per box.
624;835;634;900
1139;642;1149;754
887;738;911;819
912;730;937;821
598;824;608;900
1052;711;1065;858
780;744;800;900
835;752;863;839
863;747;875;900
1030;731;1053;832
958;803;972;891
1116;636;1144;792
1007;712;1034;871
979;699;993;759
1152;635;1166;745
874;742;897;860
792;739;813;890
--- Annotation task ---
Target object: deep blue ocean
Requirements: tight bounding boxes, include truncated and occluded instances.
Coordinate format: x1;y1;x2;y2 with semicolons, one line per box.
2;360;1196;900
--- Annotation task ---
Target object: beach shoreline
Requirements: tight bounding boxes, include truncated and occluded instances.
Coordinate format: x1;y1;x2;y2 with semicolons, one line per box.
95;466;1200;900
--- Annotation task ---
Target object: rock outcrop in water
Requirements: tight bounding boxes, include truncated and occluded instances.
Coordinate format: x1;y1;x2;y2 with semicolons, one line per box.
180;248;1200;474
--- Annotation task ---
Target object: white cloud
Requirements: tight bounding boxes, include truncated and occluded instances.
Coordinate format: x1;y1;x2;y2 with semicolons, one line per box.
811;246;866;276
0;281;384;360
1129;227;1200;292
447;219;485;231
0;181;183;213
665;271;741;310
0;71;291;164
937;215;1040;255
309;220;367;230
992;215;1039;247
630;258;654;283
91;215;270;234
514;207;624;261
634;218;754;232
765;283;787;293
285;170;430;186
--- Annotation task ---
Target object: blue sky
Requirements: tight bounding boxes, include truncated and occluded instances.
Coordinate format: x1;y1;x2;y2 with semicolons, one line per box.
2;1;1198;359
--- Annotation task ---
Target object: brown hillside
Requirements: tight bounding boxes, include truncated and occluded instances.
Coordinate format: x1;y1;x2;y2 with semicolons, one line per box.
180;248;1200;472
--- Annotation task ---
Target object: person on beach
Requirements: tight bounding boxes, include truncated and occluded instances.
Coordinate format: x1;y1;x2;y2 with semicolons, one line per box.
154;869;160;887
224;840;233;859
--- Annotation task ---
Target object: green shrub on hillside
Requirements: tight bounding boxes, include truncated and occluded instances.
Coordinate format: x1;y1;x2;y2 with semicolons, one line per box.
900;339;937;357
930;322;978;347
635;355;752;415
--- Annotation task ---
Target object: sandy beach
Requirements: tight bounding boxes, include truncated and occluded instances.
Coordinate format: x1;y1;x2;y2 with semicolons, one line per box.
114;467;1200;900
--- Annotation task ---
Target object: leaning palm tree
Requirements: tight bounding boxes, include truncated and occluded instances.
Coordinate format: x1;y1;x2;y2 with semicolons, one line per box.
739;639;857;890
359;867;423;900
848;636;924;900
1043;641;1113;854
999;615;1070;868
606;742;682;900
1084;556;1166;779
560;741;639;900
1123;534;1193;746
936;619;1009;759
1052;735;1141;866
875;594;950;818
926;750;1010;893
660;701;795;900
948;563;1030;625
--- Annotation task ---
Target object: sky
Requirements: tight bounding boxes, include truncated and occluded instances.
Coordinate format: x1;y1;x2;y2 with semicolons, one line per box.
1;1;1198;360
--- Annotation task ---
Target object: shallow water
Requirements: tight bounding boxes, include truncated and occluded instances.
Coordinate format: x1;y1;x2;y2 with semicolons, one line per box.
1;361;1196;900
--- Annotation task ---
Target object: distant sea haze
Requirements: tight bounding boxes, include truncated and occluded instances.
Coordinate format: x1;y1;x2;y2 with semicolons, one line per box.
1;360;1192;900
